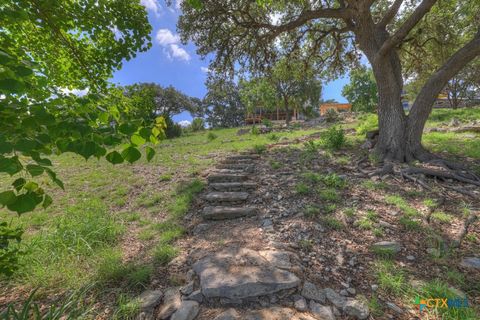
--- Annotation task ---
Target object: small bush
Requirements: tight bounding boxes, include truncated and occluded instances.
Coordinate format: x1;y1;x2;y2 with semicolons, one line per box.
303;140;321;153
321;126;345;150
164;116;183;138
251;125;260;135
207;132;217;141
262;118;273;128
191;118;205;132
324;108;338;122
253;144;267;154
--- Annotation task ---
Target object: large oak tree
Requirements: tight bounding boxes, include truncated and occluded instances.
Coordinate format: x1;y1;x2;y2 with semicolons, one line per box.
178;0;480;162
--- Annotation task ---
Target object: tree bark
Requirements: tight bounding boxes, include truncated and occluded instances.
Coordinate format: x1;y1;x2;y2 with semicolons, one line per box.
283;95;291;125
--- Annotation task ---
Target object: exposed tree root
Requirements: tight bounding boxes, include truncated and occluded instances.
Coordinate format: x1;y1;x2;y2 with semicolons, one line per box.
402;166;480;187
400;171;432;191
451;213;479;248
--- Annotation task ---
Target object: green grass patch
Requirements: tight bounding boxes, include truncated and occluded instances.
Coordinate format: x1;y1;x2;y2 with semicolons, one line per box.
362;180;387;190
304;205;321;218
375;260;408;296
322;217;344;230
431;211;454;223
385;195;419;217
295;182;310;195
399;216;422;231
113;294;141;320
319;188;340;202
153;244;178;265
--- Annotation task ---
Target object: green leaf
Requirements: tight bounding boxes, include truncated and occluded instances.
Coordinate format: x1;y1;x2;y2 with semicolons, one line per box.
106;151;124;164
146;146;155;162
42;194;53;209
186;0;203;9
121;146;141;164
12;178;26;191
131;134;146;146
0;142;13;154
0;156;23;176
7;193;42;214
14;66;33;77
0;78;25;93
26;164;45;177
53;178;64;190
119;123;137;135
24;181;39;191
15;139;37;152
0;191;16;206
78;141;96;160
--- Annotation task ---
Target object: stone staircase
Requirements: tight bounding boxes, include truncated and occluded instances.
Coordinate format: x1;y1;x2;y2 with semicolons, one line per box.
202;154;259;221
136;152;371;320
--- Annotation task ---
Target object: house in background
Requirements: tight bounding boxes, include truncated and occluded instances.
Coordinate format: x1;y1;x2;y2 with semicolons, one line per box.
319;103;352;115
245;107;304;124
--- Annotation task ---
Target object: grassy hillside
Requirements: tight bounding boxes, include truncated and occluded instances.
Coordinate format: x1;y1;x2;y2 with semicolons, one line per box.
1;107;479;318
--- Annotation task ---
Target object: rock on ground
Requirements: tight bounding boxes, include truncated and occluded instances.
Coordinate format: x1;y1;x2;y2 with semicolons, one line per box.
158;287;181;319
301;281;326;303
460;257;480;269
192;247;300;301
343;298;369;320
371;241;401;254
309;301;335;320
213;308;240;320
170;301;199;320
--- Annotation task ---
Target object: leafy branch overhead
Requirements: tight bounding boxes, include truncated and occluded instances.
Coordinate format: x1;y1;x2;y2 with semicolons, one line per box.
0;0;160;273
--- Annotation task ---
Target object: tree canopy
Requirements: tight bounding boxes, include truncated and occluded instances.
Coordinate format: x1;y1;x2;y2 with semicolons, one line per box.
179;0;480;162
342;66;378;113
0;0;157;275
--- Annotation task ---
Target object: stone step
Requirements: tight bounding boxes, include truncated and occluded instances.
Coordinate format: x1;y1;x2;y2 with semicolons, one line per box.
192;247;300;301
213;169;247;174
208;173;249;183
221;159;254;165
203;206;256;220
217;163;254;172
204;192;249;203
226;154;260;160
210;182;256;192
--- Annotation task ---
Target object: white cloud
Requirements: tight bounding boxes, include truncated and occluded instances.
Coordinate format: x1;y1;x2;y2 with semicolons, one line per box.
175;0;183;10
155;29;190;62
170;44;191;61
178;120;191;127
200;66;209;73
156;29;180;46
141;0;161;16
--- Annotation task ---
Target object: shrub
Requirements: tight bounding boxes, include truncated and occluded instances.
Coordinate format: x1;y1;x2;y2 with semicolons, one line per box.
251;125;260;135
324;108;338;122
356;113;378;136
304;140;321;153
207;132;217;141
253;144;267;154
262;118;273;128
164;116;183;138
191;118;205;132
321;126;345;150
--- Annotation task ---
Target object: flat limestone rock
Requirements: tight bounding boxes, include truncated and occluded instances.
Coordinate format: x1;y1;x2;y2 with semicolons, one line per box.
217;164;255;172
244;307;316;320
158;287;181;319
205;192;249;202
192;247;300;300
208;174;249;183
203;206;256;220
170;301;199;320
210;182;257;192
460;257;480;269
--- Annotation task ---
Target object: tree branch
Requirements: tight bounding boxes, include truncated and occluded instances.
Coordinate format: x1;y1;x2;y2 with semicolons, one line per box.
255;8;353;38
377;0;404;28
377;0;437;57
410;29;480;117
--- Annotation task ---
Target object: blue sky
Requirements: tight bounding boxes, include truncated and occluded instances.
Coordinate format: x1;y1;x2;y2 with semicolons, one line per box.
112;1;348;123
